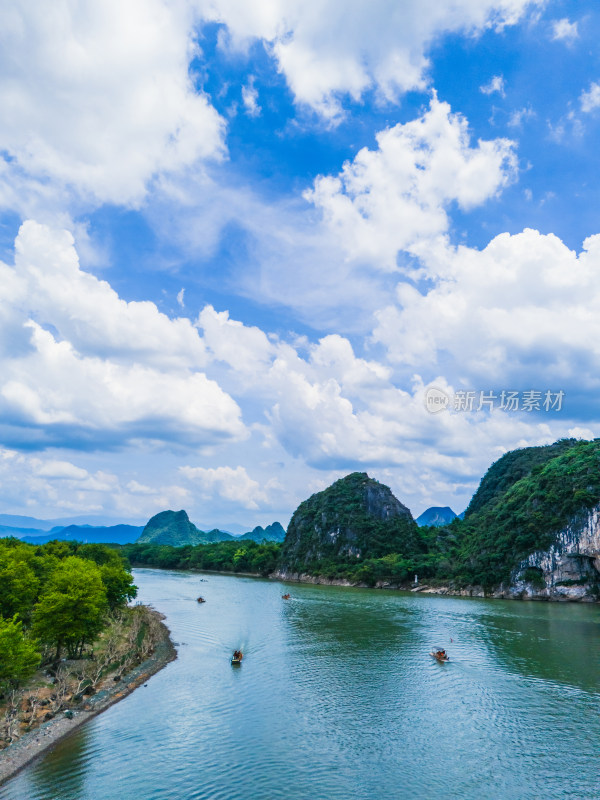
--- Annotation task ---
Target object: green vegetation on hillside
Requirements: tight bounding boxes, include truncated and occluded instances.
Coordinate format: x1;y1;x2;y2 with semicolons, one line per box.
282;472;424;574
464;438;578;517
136;509;231;547
124;539;281;576
448;438;600;587
280;440;600;590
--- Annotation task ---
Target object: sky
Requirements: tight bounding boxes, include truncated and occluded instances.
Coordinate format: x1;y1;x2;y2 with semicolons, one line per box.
0;0;599;529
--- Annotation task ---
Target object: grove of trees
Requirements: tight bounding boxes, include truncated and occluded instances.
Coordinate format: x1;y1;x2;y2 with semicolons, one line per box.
0;538;137;692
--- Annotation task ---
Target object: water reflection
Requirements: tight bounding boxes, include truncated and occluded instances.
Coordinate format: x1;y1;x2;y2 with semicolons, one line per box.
30;727;90;800
1;571;599;800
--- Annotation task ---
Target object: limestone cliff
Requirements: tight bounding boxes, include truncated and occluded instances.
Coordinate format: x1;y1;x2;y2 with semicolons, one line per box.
509;507;600;600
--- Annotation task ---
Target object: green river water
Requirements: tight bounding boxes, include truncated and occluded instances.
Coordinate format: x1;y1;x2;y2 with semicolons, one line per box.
1;568;599;800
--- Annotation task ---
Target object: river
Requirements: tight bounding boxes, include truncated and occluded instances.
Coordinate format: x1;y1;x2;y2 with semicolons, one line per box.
1;568;599;800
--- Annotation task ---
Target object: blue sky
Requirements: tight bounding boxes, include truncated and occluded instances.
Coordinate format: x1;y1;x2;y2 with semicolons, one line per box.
0;0;599;528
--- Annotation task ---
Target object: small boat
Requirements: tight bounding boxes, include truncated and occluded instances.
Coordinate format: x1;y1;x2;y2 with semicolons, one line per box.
231;650;243;665
282;593;291;599
430;649;449;662
197;596;205;603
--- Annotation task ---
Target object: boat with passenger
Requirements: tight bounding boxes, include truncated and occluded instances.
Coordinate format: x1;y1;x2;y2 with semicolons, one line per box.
430;648;449;662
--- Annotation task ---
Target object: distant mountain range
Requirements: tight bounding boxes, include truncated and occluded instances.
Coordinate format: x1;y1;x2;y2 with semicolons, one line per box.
238;522;285;543
0;510;285;546
20;524;144;546
415;506;458;527
0;513;139;530
137;510;285;546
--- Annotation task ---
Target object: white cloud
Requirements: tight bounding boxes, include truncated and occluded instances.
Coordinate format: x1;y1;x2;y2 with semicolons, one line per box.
480;75;506;97
241;76;261;116
580;82;600;113
305;97;517;270
34;460;89;481
0;0;225;208
189;305;573;508
372;228;600;393
177;288;186;309
14;222;208;369
179;465;268;509
551;18;578;43
0;447;191;518
0;222;246;449
567;427;594;441
508;106;535;127
204;0;540;117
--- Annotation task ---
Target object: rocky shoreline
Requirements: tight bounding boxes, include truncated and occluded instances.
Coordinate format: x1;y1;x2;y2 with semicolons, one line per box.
272;571;599;602
0;609;176;787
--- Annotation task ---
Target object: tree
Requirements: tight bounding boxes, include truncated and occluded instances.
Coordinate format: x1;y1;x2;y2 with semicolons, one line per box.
0;551;40;621
0;616;40;690
32;557;108;661
100;564;137;611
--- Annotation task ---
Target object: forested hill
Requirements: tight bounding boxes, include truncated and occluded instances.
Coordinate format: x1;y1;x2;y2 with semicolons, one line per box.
464;438;579;518
449;438;600;587
3;439;598;602
136;510;234;547
280;472;423;575
136;510;286;547
275;440;600;594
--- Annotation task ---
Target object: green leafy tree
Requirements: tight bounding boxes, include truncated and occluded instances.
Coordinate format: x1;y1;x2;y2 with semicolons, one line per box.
0;615;40;690
100;563;137;610
32;557;108;661
0;550;40;621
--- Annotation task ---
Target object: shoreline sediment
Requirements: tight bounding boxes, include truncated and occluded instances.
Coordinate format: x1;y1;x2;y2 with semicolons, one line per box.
0;609;176;787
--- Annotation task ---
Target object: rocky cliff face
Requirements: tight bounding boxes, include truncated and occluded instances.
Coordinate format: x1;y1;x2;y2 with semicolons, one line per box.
508;506;600;600
279;472;421;574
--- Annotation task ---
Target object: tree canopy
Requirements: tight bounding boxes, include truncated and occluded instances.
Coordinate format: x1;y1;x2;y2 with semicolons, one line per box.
0;538;137;683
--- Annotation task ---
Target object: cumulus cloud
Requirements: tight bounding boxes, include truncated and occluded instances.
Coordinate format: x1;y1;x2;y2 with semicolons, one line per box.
13;222;208;368
551;18;578;43
204;0;540;116
372;229;600;397
305;97;517;270
241;76;261;116
179;465;268;509
480;75;506;97
580;82;600;113
0;222;246;449
0;0;225;208
0;219;592;519
192;305;570;495
0;447;190;517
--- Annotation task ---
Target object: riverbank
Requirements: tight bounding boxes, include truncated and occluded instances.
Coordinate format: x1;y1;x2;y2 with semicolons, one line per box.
272;571;600;602
0;608;176;786
132;564;598;603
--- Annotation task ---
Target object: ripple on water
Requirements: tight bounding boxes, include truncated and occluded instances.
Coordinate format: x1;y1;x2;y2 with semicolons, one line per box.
1;572;599;800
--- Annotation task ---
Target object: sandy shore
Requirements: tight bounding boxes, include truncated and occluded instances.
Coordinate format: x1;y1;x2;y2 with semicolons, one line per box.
0;609;176;787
